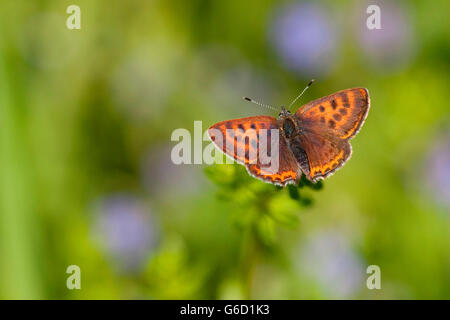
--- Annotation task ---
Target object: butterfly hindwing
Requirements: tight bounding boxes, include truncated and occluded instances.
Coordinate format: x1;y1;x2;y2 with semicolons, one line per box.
246;135;300;186
297;130;352;181
208;87;370;185
208;116;276;165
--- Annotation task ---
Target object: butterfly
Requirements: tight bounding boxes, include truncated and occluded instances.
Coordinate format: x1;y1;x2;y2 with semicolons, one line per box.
208;81;370;186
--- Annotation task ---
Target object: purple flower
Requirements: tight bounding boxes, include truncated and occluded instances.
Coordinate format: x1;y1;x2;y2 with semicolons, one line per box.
269;2;338;77
423;131;450;210
298;231;365;298
92;194;159;273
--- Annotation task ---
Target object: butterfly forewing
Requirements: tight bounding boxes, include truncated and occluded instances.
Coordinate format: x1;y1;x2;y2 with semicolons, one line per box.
296;88;370;140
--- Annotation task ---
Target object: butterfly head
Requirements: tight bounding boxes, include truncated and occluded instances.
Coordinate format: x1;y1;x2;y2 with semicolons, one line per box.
278;106;292;118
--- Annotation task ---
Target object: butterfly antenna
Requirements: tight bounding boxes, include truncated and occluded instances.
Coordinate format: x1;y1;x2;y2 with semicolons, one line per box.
288;79;315;111
242;97;280;112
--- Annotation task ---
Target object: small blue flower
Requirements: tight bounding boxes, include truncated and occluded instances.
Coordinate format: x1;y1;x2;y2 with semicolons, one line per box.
298;231;365;298
423;131;450;210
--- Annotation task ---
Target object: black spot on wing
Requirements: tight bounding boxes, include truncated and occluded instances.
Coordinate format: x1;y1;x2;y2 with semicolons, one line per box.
340;92;351;108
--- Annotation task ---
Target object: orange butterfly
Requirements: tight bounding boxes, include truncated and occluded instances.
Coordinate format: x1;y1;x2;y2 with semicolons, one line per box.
208;81;370;186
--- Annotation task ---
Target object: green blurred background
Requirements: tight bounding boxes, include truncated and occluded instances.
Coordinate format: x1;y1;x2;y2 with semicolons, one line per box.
0;0;448;299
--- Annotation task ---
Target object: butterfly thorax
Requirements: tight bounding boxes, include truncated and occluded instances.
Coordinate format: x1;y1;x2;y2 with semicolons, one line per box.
276;106;311;178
